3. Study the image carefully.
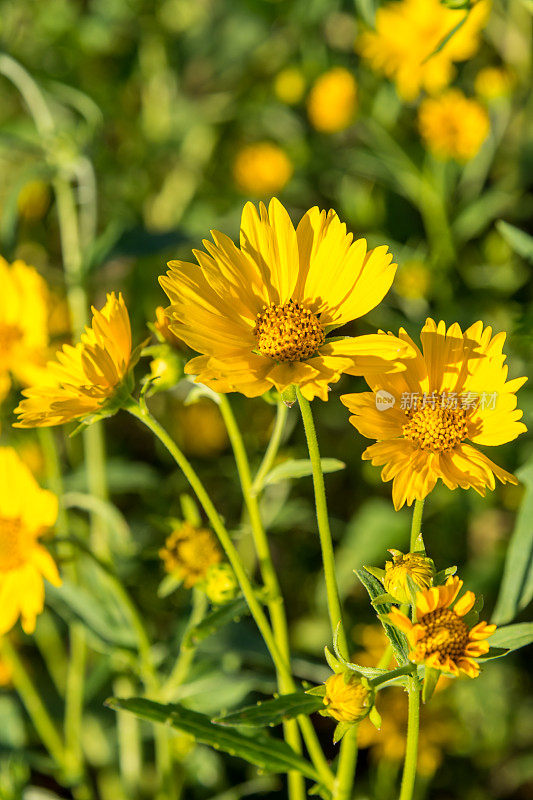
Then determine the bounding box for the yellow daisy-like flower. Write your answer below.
[159,198,409,401]
[0,447,60,635]
[322,671,374,723]
[159,522,222,588]
[233,143,293,196]
[0,256,51,402]
[14,292,133,428]
[357,0,490,101]
[383,549,435,604]
[307,67,357,133]
[418,90,490,162]
[388,577,496,677]
[341,318,527,510]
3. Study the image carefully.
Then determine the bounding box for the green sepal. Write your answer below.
[368,706,382,730]
[434,566,458,585]
[405,574,421,613]
[324,646,342,673]
[371,593,397,606]
[306,685,327,698]
[157,573,182,599]
[333,721,353,744]
[362,566,386,582]
[422,666,440,704]
[281,384,297,407]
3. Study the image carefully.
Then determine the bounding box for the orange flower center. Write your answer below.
[253,300,325,362]
[418,608,469,659]
[402,406,468,452]
[0,516,28,571]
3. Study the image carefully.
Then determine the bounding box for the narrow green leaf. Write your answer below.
[486,622,533,652]
[496,220,533,263]
[106,698,320,781]
[492,459,533,624]
[182,596,249,648]
[213,692,324,727]
[263,458,345,487]
[434,566,457,584]
[355,569,409,664]
[332,626,390,680]
[422,667,440,704]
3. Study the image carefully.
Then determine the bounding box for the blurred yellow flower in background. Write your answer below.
[389,576,496,677]
[0,647,12,686]
[475,66,514,100]
[204,563,239,604]
[341,318,527,509]
[274,67,306,105]
[0,257,51,401]
[159,521,222,588]
[357,0,490,101]
[160,198,408,401]
[0,447,60,635]
[307,67,357,132]
[394,260,431,300]
[233,142,293,195]
[15,292,133,428]
[174,399,228,458]
[17,180,51,222]
[418,90,490,161]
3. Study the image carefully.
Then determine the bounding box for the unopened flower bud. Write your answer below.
[204,563,239,604]
[383,549,435,604]
[322,672,374,724]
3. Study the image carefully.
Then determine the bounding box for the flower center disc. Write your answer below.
[403,406,468,452]
[419,608,469,658]
[253,300,325,362]
[0,516,28,571]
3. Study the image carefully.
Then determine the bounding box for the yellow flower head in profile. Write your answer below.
[474,66,514,101]
[322,671,374,723]
[159,521,222,588]
[307,67,357,133]
[418,90,490,161]
[383,549,435,604]
[0,257,51,402]
[14,292,133,428]
[160,198,409,402]
[341,318,527,510]
[357,0,490,101]
[0,447,60,635]
[389,577,496,677]
[233,143,293,196]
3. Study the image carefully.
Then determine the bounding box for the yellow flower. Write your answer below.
[357,0,490,101]
[17,180,51,221]
[160,198,409,402]
[418,90,490,161]
[204,563,239,604]
[341,318,527,510]
[388,577,496,677]
[233,143,293,196]
[395,260,431,300]
[0,447,60,635]
[474,66,514,101]
[173,399,229,458]
[307,67,357,133]
[159,522,222,588]
[383,549,435,603]
[0,257,51,402]
[14,292,133,428]
[322,671,374,723]
[274,67,306,105]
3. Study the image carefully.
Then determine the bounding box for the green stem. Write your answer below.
[0,637,65,768]
[64,624,86,779]
[0,53,54,135]
[333,726,359,800]
[251,399,288,495]
[161,588,208,700]
[370,664,416,688]
[410,499,425,552]
[296,389,347,656]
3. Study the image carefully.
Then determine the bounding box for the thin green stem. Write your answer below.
[370,664,416,688]
[64,624,86,779]
[296,389,347,656]
[333,726,359,800]
[0,637,65,768]
[0,53,54,135]
[161,589,208,700]
[410,499,425,553]
[251,399,288,495]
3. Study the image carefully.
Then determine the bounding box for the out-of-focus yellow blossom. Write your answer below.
[418,90,490,161]
[357,0,490,101]
[274,67,306,105]
[159,521,222,588]
[474,66,514,101]
[395,261,431,300]
[352,624,396,669]
[16,439,46,481]
[17,180,51,222]
[14,293,134,428]
[0,257,51,402]
[321,672,374,723]
[173,399,228,458]
[307,67,357,133]
[383,549,435,603]
[0,447,61,635]
[204,563,239,604]
[233,143,293,196]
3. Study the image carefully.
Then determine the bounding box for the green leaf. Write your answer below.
[492,459,533,624]
[213,692,324,727]
[157,573,182,599]
[496,221,533,263]
[332,721,353,744]
[461,593,484,628]
[262,458,345,487]
[422,667,440,704]
[331,627,390,680]
[355,569,409,665]
[106,698,320,782]
[486,622,533,652]
[434,566,457,584]
[182,596,249,648]
[405,575,420,610]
